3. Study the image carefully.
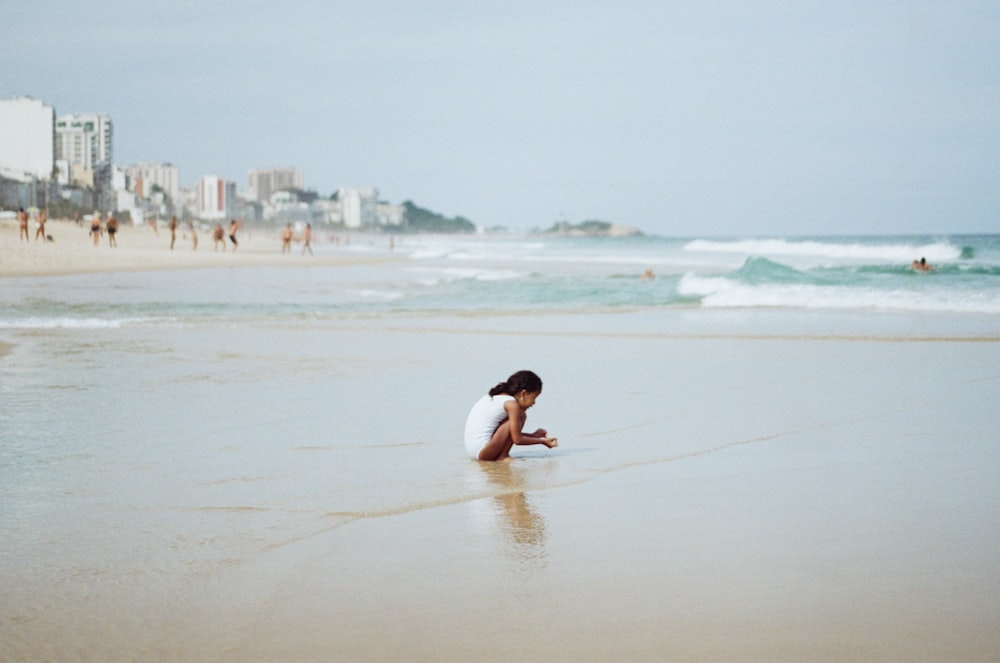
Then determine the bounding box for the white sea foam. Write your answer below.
[404,238,546,263]
[458,267,523,282]
[346,289,404,302]
[440,248,541,264]
[677,273,1000,314]
[407,247,452,260]
[683,238,962,264]
[0,317,149,329]
[409,266,524,283]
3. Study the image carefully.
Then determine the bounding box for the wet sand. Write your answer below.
[2,315,998,661]
[198,333,1000,662]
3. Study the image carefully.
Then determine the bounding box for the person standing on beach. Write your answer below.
[168,215,179,250]
[302,223,313,256]
[33,207,47,241]
[189,221,198,250]
[464,370,558,461]
[17,208,29,242]
[228,219,239,252]
[106,213,118,247]
[281,223,293,254]
[90,213,102,247]
[212,223,226,251]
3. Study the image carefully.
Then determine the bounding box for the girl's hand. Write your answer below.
[531,428,548,438]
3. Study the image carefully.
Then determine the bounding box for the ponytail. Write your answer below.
[488,370,542,397]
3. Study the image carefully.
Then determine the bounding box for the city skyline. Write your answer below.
[0,95,390,207]
[0,96,395,227]
[3,2,998,235]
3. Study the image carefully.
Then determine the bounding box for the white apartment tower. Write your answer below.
[198,175,236,220]
[338,187,378,228]
[56,112,113,171]
[126,162,180,203]
[0,97,56,180]
[249,167,303,203]
[56,112,114,209]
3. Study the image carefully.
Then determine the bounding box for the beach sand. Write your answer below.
[1,226,999,661]
[0,217,390,276]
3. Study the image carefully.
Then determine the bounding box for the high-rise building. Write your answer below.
[0,97,55,180]
[56,112,113,171]
[249,167,303,203]
[338,187,379,228]
[55,112,114,210]
[198,175,236,220]
[126,162,180,204]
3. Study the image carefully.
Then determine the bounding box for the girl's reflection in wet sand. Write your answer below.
[466,461,548,562]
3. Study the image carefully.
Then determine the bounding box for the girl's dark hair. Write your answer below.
[489,370,542,397]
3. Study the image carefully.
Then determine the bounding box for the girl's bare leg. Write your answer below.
[477,411,556,461]
[478,420,516,461]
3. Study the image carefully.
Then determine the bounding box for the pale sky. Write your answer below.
[3,1,998,235]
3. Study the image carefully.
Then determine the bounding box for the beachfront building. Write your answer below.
[111,166,145,224]
[338,187,379,228]
[126,162,180,206]
[264,190,311,225]
[248,167,303,204]
[0,97,56,180]
[54,159,72,185]
[177,186,199,221]
[56,113,113,171]
[197,175,237,221]
[310,198,341,225]
[376,201,405,227]
[55,112,114,210]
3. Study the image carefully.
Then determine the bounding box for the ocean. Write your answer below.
[2,234,999,325]
[2,233,999,658]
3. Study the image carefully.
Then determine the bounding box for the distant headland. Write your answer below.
[537,219,644,238]
[401,201,476,234]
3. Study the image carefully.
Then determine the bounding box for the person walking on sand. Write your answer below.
[302,223,313,256]
[212,222,226,251]
[17,208,29,242]
[228,219,239,252]
[34,207,47,242]
[281,223,293,254]
[106,213,118,247]
[464,370,558,462]
[90,213,102,247]
[169,215,179,250]
[189,221,198,250]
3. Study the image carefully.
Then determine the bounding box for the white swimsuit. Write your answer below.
[464,394,513,459]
